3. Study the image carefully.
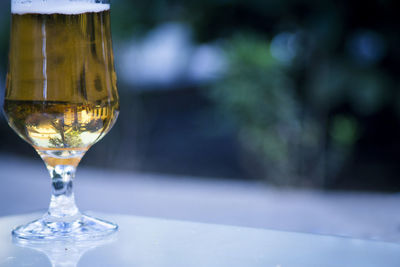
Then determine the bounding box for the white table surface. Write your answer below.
[0,213,399,267]
[1,155,400,243]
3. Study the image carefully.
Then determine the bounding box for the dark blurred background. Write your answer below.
[1,0,400,191]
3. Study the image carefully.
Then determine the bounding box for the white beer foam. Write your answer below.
[12,0,110,15]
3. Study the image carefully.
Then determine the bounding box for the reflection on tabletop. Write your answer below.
[12,233,117,267]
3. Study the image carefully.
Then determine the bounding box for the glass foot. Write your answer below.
[12,213,118,241]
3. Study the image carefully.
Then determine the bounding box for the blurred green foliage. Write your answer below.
[0,3,10,74]
[208,35,325,186]
[207,31,396,186]
[187,0,398,186]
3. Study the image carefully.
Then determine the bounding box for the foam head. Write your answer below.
[12,0,110,15]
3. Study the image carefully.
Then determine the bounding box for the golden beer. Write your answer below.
[4,7,119,167]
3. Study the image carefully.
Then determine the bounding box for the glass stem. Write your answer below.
[46,165,80,221]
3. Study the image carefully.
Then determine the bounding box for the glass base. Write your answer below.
[12,213,118,241]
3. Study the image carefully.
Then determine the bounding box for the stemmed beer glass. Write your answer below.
[3,0,119,240]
